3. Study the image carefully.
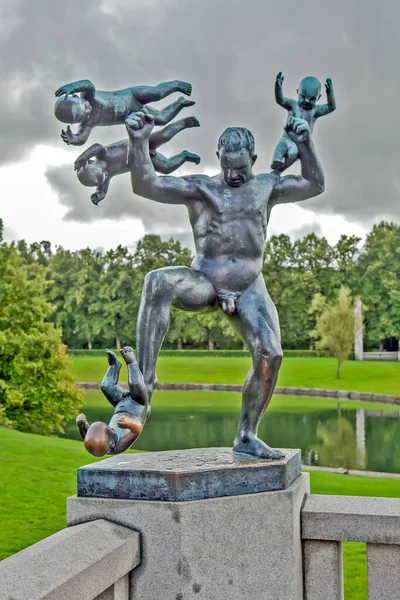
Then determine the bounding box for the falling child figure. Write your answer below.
[76,346,148,457]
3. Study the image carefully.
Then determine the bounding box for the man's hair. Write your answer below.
[217,127,255,156]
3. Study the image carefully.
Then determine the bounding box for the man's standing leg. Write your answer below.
[136,266,217,408]
[229,275,285,459]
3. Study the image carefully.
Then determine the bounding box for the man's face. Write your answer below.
[218,148,255,187]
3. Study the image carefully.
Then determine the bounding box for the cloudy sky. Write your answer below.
[0,0,399,251]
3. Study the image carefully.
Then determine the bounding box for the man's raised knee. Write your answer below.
[144,269,170,298]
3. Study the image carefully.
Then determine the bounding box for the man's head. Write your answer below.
[54,94,92,124]
[297,77,321,110]
[77,160,108,187]
[217,127,257,187]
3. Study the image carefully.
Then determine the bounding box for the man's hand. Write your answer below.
[74,155,87,172]
[285,117,310,144]
[125,108,155,140]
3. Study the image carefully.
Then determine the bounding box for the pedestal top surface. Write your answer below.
[78,447,301,501]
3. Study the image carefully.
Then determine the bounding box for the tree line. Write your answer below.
[1,220,399,352]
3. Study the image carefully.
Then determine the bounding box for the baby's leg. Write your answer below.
[149,117,200,151]
[282,143,299,171]
[100,350,125,407]
[152,151,200,175]
[120,346,148,407]
[271,136,292,171]
[147,98,195,127]
[132,80,192,103]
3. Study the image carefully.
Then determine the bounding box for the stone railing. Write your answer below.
[0,519,140,600]
[302,494,400,599]
[363,351,399,361]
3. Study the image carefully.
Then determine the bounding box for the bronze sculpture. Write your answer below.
[54,78,194,146]
[54,75,331,459]
[74,117,200,205]
[271,72,336,171]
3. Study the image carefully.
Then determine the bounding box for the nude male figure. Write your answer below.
[125,109,325,459]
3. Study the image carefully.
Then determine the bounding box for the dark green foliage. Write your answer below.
[0,243,82,433]
[3,223,399,352]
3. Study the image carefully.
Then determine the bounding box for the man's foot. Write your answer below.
[120,345,135,364]
[271,160,285,171]
[184,116,200,128]
[176,81,192,96]
[117,415,143,437]
[106,349,122,369]
[183,151,201,165]
[233,431,285,460]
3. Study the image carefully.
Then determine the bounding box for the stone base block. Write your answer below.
[77,447,301,501]
[68,473,310,600]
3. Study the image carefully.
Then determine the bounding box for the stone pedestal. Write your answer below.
[68,448,309,600]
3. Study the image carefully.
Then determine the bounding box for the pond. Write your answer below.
[62,391,400,474]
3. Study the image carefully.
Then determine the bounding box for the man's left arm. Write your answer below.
[269,117,325,205]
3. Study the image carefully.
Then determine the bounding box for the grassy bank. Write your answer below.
[1,427,400,599]
[70,355,400,396]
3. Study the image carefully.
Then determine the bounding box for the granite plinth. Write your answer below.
[77,447,301,501]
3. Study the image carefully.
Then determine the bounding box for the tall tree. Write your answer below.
[359,222,400,347]
[0,243,82,433]
[311,286,355,378]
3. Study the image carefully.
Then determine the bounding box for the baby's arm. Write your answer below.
[61,124,93,146]
[55,80,95,99]
[275,72,295,110]
[74,143,107,172]
[315,78,336,118]
[91,179,110,206]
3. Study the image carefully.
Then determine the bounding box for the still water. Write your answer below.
[63,392,400,474]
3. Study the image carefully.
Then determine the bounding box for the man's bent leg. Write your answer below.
[228,275,284,459]
[136,266,217,405]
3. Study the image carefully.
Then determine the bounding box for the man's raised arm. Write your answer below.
[126,111,204,205]
[270,117,325,205]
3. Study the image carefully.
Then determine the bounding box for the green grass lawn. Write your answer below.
[2,427,400,599]
[70,355,400,396]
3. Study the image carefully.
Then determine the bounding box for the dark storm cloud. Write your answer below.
[2,0,400,231]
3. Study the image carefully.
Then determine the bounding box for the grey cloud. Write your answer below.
[289,222,324,240]
[2,0,400,230]
[2,225,18,242]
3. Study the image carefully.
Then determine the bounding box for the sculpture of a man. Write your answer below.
[123,111,324,460]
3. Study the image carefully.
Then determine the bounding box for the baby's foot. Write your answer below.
[177,81,192,96]
[76,413,89,440]
[271,160,285,172]
[117,415,143,437]
[184,116,200,128]
[120,345,135,365]
[106,349,122,369]
[179,98,195,108]
[183,151,201,165]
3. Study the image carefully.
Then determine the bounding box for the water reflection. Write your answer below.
[62,399,400,474]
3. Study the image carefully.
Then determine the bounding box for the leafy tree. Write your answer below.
[311,286,355,378]
[0,243,82,433]
[359,222,400,347]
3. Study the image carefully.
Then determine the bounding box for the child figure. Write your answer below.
[54,78,194,146]
[271,72,336,172]
[74,116,201,205]
[76,347,148,457]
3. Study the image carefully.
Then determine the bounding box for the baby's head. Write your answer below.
[84,422,117,457]
[54,94,92,124]
[77,160,108,187]
[297,77,321,110]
